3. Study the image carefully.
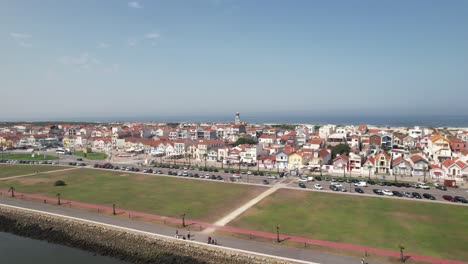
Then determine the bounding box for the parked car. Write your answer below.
[454,196,468,203]
[77,158,83,161]
[382,189,393,196]
[354,181,367,187]
[392,191,403,197]
[368,180,376,185]
[313,184,323,190]
[297,177,308,182]
[315,176,322,181]
[267,175,278,179]
[423,193,436,200]
[355,187,364,194]
[262,179,269,185]
[373,189,383,195]
[298,182,306,188]
[329,185,339,191]
[402,191,413,198]
[412,192,422,199]
[435,185,447,191]
[417,183,430,190]
[216,175,223,180]
[442,195,454,202]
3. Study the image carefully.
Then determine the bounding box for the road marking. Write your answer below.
[0,203,318,264]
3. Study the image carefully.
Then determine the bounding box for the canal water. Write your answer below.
[0,232,129,263]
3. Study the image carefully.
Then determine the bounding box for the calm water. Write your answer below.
[0,232,129,264]
[16,114,468,127]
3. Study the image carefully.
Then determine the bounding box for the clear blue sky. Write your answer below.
[1,0,468,121]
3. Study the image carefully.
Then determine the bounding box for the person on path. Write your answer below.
[175,229,179,238]
[187,231,191,240]
[208,236,211,244]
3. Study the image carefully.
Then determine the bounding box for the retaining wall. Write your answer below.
[0,205,296,264]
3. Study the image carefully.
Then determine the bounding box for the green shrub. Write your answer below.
[54,180,66,186]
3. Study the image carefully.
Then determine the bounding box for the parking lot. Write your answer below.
[287,176,468,203]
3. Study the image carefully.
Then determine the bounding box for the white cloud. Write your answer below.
[58,53,100,68]
[144,32,160,39]
[10,32,32,39]
[128,1,142,9]
[98,42,109,48]
[127,38,138,46]
[10,32,32,47]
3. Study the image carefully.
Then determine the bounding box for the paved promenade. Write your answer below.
[1,191,465,264]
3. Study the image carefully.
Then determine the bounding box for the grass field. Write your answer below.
[0,168,266,222]
[1,153,58,160]
[73,151,108,160]
[0,165,67,178]
[229,189,468,261]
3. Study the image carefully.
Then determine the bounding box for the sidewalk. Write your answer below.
[1,190,465,264]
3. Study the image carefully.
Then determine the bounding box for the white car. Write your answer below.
[331,182,343,188]
[354,181,367,187]
[267,175,277,179]
[307,176,315,182]
[298,178,308,182]
[247,171,252,175]
[382,189,393,196]
[314,184,323,190]
[417,184,430,190]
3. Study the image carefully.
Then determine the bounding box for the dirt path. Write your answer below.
[0,167,79,181]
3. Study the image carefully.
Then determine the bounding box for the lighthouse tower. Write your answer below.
[234,112,241,125]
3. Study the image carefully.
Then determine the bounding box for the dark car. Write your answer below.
[377,182,385,186]
[392,191,403,197]
[454,196,468,203]
[259,172,264,176]
[77,158,83,161]
[442,195,454,202]
[423,193,436,200]
[262,179,269,185]
[373,189,383,195]
[224,170,229,173]
[194,173,199,178]
[394,182,403,187]
[315,176,322,181]
[436,185,447,191]
[412,192,422,199]
[368,180,376,185]
[355,188,364,194]
[298,182,306,188]
[216,175,223,180]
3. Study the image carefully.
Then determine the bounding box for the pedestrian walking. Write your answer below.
[208,236,212,244]
[187,231,191,240]
[175,229,179,238]
[183,236,186,240]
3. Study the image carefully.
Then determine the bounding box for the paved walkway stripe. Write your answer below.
[0,167,79,181]
[0,202,316,264]
[1,190,465,264]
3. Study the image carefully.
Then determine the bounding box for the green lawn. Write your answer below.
[229,189,468,261]
[73,151,108,160]
[0,168,266,222]
[0,165,67,178]
[1,153,58,160]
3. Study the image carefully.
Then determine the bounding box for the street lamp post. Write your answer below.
[276,225,280,243]
[181,213,186,227]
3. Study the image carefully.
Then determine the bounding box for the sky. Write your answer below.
[1,0,468,121]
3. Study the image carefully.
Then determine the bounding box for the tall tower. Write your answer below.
[234,112,241,125]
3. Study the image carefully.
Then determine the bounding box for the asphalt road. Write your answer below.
[0,197,365,264]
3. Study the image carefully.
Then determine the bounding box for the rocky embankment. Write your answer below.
[0,205,295,264]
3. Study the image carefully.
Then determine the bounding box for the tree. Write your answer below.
[203,153,208,168]
[319,159,323,177]
[233,137,257,146]
[257,155,261,172]
[331,144,350,158]
[366,164,373,180]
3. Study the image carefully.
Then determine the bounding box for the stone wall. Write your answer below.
[0,205,296,264]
